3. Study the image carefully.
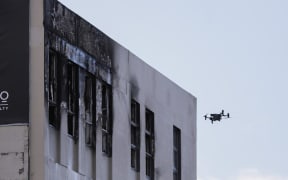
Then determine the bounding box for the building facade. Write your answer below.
[0,0,196,180]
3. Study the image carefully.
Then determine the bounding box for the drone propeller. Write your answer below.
[227,113,230,118]
[204,114,207,120]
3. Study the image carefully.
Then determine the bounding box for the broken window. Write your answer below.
[131,99,140,171]
[67,62,79,139]
[102,83,113,156]
[84,74,96,147]
[173,126,181,180]
[48,50,60,128]
[146,108,155,180]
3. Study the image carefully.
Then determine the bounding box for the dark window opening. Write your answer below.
[131,100,140,171]
[146,109,155,180]
[67,62,79,139]
[102,83,113,156]
[48,50,60,128]
[173,126,181,180]
[84,74,96,148]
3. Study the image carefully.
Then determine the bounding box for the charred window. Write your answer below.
[67,62,79,139]
[131,99,140,171]
[146,109,155,180]
[84,74,96,147]
[173,126,181,180]
[48,50,60,128]
[102,83,113,156]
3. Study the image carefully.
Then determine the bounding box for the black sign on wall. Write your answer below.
[0,0,29,124]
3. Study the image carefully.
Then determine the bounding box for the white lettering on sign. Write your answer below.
[0,91,9,111]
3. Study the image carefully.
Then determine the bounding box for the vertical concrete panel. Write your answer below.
[78,70,85,175]
[111,85,131,180]
[48,127,60,162]
[60,111,69,167]
[112,48,134,180]
[47,158,56,180]
[56,163,68,180]
[68,169,79,180]
[30,0,45,179]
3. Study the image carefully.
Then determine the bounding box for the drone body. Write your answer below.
[204,110,230,124]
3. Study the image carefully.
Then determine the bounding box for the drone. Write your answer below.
[204,110,230,124]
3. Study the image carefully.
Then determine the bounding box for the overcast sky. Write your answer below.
[59,0,288,179]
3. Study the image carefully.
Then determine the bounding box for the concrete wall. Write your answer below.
[30,0,46,179]
[0,125,29,180]
[44,39,197,180]
[112,43,197,180]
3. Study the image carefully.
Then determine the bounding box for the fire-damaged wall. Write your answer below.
[44,0,112,69]
[44,0,114,179]
[42,1,196,180]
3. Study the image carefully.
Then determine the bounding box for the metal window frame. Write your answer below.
[48,49,60,129]
[173,126,181,180]
[67,62,79,140]
[131,99,140,171]
[84,73,96,148]
[101,83,113,157]
[145,108,155,180]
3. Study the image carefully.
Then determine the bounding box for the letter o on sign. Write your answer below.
[0,91,9,101]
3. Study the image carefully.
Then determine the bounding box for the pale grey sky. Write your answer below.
[59,0,288,179]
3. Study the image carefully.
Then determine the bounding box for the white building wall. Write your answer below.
[44,40,196,180]
[111,41,197,180]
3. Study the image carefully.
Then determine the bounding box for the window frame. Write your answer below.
[145,108,155,180]
[67,62,79,140]
[131,99,140,171]
[173,126,181,180]
[84,73,96,148]
[101,82,113,157]
[48,49,60,129]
